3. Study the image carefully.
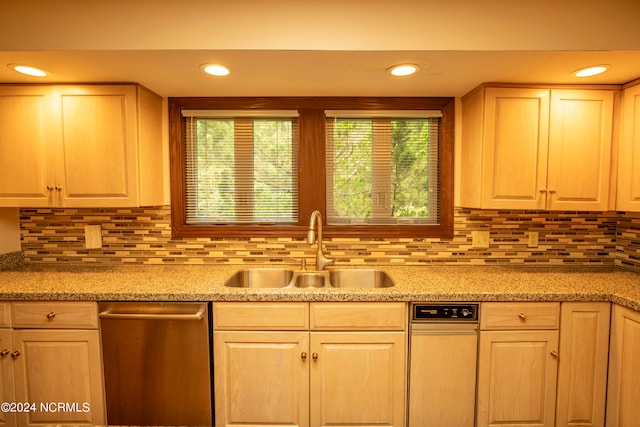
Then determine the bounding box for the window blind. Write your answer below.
[184,112,298,225]
[326,113,440,225]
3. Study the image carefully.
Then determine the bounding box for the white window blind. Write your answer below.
[183,111,298,224]
[325,111,441,225]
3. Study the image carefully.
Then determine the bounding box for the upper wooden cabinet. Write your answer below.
[616,80,640,211]
[0,84,163,208]
[461,85,616,210]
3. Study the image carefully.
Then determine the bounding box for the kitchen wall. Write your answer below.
[17,206,635,270]
[0,208,20,254]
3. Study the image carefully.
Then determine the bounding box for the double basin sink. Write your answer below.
[224,268,394,289]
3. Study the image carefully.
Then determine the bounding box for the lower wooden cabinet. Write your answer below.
[477,302,560,427]
[477,329,559,427]
[309,332,405,427]
[0,328,15,427]
[477,302,611,427]
[213,302,406,427]
[11,329,105,426]
[214,331,310,427]
[606,304,640,427]
[0,302,106,426]
[556,302,610,427]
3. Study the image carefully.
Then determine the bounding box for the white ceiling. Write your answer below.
[1,0,640,97]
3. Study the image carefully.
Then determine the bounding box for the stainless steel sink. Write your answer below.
[223,268,294,288]
[224,268,394,288]
[328,269,395,288]
[294,272,326,288]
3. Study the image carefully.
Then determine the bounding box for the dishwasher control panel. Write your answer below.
[411,303,478,322]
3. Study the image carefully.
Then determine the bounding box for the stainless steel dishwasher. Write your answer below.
[408,302,479,427]
[99,302,213,426]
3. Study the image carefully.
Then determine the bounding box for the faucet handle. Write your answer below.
[289,257,307,271]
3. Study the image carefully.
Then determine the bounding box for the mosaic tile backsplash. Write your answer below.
[18,206,640,271]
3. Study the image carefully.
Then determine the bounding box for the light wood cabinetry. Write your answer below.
[477,302,560,427]
[606,304,640,427]
[213,302,406,427]
[461,85,616,210]
[616,79,640,211]
[556,302,610,427]
[0,302,15,427]
[214,330,310,427]
[0,301,106,426]
[0,84,163,208]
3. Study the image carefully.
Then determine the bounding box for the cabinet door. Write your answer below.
[214,331,309,427]
[556,302,610,427]
[0,329,16,427]
[477,330,559,427]
[481,88,550,209]
[606,304,640,427]
[547,89,614,210]
[52,85,138,207]
[0,86,56,207]
[11,329,105,426]
[616,82,640,211]
[310,332,405,427]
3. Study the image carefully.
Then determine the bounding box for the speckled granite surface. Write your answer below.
[0,251,23,270]
[1,264,640,311]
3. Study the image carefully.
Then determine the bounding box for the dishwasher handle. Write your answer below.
[99,304,206,321]
[410,322,478,335]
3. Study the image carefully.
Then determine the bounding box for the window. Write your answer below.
[326,111,441,226]
[169,97,454,238]
[182,110,298,224]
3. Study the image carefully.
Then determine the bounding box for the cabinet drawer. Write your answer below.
[213,302,309,330]
[310,302,406,331]
[0,302,10,327]
[480,302,559,330]
[12,301,98,329]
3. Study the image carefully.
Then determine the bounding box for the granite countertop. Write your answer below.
[1,264,640,311]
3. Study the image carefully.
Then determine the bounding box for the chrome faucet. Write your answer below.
[307,210,335,271]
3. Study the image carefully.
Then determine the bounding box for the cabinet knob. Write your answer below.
[46,312,56,320]
[549,188,557,194]
[312,352,318,361]
[539,189,547,193]
[55,185,62,191]
[550,350,558,358]
[47,185,54,191]
[301,352,307,361]
[11,350,20,359]
[0,349,9,357]
[518,313,527,321]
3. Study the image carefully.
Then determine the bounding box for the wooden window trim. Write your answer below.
[169,97,454,239]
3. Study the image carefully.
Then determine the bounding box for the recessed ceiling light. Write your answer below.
[201,64,231,77]
[388,64,419,77]
[573,65,609,77]
[8,64,49,77]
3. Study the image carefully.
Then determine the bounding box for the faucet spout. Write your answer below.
[307,210,335,271]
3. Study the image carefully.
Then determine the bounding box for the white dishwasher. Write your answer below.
[408,302,479,427]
